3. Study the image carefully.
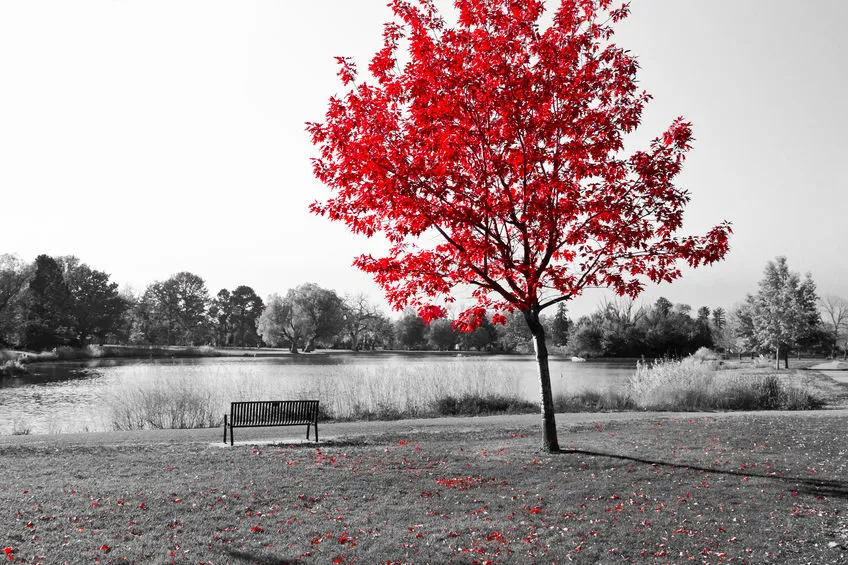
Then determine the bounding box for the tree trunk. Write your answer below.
[524,308,560,452]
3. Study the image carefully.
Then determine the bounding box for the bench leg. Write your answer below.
[314,421,318,443]
[306,424,310,441]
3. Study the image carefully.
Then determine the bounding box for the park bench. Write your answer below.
[223,400,319,445]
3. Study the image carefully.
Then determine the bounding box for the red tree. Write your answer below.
[308,0,731,451]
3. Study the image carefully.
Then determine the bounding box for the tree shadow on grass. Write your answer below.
[559,448,848,500]
[223,548,294,565]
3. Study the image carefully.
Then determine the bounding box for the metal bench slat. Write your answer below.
[225,400,319,445]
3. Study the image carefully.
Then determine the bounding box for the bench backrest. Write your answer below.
[230,400,319,426]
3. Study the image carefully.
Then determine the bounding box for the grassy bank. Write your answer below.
[4,350,840,435]
[107,363,534,430]
[104,358,832,432]
[554,352,829,413]
[1,413,846,563]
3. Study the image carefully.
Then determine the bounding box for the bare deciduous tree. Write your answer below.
[819,295,848,358]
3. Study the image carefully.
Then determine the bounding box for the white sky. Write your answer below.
[1,0,846,319]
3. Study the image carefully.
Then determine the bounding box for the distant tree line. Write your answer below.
[0,252,572,353]
[0,253,843,364]
[0,254,270,350]
[566,297,714,358]
[566,257,837,367]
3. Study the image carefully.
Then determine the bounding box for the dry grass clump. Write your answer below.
[434,393,537,416]
[0,359,28,377]
[106,360,529,430]
[553,389,634,412]
[628,355,823,411]
[111,382,222,431]
[90,352,830,432]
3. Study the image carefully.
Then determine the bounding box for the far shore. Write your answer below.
[8,343,848,367]
[1,345,538,366]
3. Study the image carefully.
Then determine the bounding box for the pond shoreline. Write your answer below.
[3,351,846,437]
[1,354,641,435]
[3,345,547,366]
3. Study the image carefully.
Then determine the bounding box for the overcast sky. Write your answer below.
[1,0,846,319]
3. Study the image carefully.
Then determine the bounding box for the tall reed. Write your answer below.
[106,359,528,429]
[627,356,822,411]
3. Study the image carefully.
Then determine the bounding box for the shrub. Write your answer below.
[346,402,406,421]
[111,382,222,431]
[628,356,824,411]
[553,389,634,412]
[753,355,772,368]
[0,360,28,377]
[629,356,715,409]
[754,375,783,409]
[11,421,31,435]
[84,344,106,358]
[692,347,720,362]
[433,393,537,417]
[781,386,825,410]
[53,346,81,360]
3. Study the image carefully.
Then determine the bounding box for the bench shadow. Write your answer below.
[559,448,848,500]
[269,435,402,449]
[222,548,294,565]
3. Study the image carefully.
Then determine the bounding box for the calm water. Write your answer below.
[0,353,636,435]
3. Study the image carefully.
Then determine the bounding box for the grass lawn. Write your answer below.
[1,412,847,564]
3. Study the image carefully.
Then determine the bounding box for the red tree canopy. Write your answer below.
[308,0,731,331]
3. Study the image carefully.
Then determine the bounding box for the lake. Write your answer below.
[0,353,637,435]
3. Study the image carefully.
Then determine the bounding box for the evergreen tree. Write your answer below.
[228,286,264,347]
[22,255,75,350]
[0,254,32,346]
[427,318,457,351]
[550,303,571,347]
[695,306,713,349]
[65,264,127,345]
[710,307,728,352]
[746,257,819,368]
[395,309,427,350]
